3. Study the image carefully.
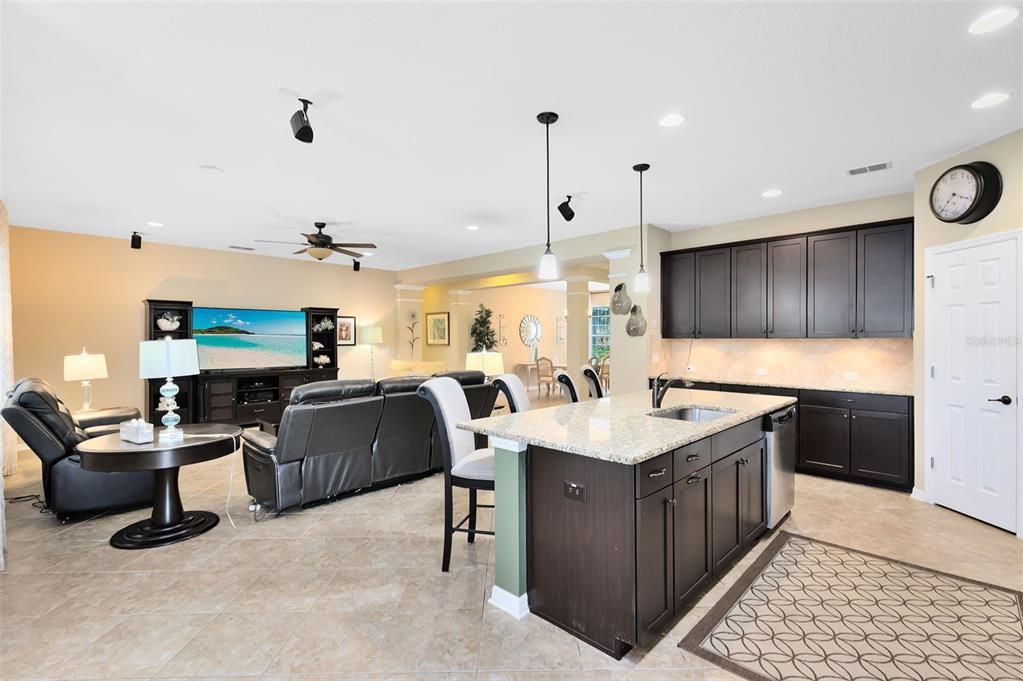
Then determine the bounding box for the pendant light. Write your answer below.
[633,163,651,293]
[537,111,560,280]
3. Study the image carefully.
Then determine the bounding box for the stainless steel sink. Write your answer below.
[652,407,733,422]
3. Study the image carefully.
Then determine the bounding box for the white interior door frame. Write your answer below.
[924,229,1023,539]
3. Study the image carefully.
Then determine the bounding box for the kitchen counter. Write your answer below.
[650,375,913,396]
[459,388,796,465]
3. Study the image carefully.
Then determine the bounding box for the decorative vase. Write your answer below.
[626,305,647,337]
[156,318,180,331]
[611,283,632,315]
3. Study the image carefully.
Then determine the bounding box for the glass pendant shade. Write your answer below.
[634,267,651,293]
[538,246,559,280]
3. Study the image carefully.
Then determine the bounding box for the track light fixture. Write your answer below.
[290,98,314,143]
[557,195,575,222]
[130,232,142,250]
[353,259,361,272]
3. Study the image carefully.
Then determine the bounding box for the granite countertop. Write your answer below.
[458,389,796,466]
[652,375,913,397]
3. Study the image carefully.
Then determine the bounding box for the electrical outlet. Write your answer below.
[755,367,768,376]
[563,481,586,502]
[843,371,859,381]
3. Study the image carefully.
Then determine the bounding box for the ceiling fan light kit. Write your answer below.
[537,111,560,281]
[254,221,377,266]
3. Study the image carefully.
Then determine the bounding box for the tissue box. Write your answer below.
[119,420,154,444]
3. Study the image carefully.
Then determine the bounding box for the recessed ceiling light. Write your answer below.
[146,221,163,228]
[198,164,224,174]
[971,92,1010,109]
[466,224,480,231]
[762,188,783,198]
[969,8,1020,34]
[659,113,686,127]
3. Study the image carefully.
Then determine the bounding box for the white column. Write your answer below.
[448,289,472,371]
[565,276,590,393]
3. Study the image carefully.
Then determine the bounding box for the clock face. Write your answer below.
[930,166,979,222]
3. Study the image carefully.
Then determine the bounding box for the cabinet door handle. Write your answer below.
[252,408,265,414]
[685,454,701,462]
[843,413,849,418]
[852,415,857,419]
[666,498,677,506]
[648,468,668,478]
[988,395,1013,405]
[686,475,702,485]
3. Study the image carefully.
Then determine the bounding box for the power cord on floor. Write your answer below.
[6,493,50,513]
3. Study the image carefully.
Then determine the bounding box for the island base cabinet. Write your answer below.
[711,442,766,576]
[673,472,712,609]
[636,488,675,645]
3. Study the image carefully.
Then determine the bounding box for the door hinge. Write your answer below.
[926,274,935,288]
[930,366,935,378]
[930,456,935,470]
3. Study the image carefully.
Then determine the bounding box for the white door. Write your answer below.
[926,234,1019,532]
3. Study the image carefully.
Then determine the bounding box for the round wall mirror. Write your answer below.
[519,314,542,347]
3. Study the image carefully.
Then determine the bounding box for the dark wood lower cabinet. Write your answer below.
[636,487,675,641]
[673,472,712,608]
[850,409,910,485]
[798,404,850,473]
[739,442,767,546]
[710,450,742,574]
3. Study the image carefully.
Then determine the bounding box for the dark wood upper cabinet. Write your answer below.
[731,243,767,338]
[661,252,695,339]
[766,237,807,338]
[857,223,913,338]
[673,473,712,608]
[807,232,857,338]
[636,487,676,643]
[850,409,910,486]
[799,404,850,474]
[695,248,731,338]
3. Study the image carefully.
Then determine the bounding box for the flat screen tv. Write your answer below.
[192,307,307,371]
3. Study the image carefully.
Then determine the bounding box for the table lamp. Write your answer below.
[139,338,200,442]
[361,325,384,379]
[63,347,108,411]
[465,351,505,379]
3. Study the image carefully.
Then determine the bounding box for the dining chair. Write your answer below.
[581,365,604,398]
[536,357,555,397]
[554,369,580,403]
[493,373,531,413]
[417,377,495,572]
[598,355,611,391]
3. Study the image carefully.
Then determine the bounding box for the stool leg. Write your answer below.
[468,488,477,544]
[442,478,453,572]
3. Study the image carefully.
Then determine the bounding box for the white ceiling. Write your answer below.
[3,1,1021,271]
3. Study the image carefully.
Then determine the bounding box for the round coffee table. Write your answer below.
[76,423,243,549]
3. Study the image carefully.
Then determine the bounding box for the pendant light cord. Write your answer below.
[638,169,644,269]
[545,121,551,249]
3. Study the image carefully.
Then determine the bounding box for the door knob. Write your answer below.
[988,395,1013,405]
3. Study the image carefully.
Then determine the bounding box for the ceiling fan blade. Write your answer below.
[334,243,376,249]
[255,239,308,245]
[292,248,310,255]
[330,246,366,258]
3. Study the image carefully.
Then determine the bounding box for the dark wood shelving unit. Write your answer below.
[304,307,339,372]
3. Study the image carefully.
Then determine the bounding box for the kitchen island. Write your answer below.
[459,387,797,658]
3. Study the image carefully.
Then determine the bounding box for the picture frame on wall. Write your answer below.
[425,311,450,346]
[337,316,357,346]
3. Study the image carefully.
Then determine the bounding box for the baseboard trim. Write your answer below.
[911,487,932,504]
[489,585,529,619]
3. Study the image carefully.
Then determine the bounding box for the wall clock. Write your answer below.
[519,314,542,347]
[929,161,1002,224]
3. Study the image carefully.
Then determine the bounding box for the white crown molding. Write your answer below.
[602,248,632,261]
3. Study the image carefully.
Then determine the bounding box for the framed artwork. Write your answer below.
[425,312,450,346]
[337,316,357,346]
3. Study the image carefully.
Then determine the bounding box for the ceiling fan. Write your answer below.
[255,222,377,261]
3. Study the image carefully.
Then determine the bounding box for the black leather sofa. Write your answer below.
[241,371,498,513]
[1,378,155,517]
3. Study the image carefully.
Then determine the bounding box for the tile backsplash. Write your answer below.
[650,337,913,394]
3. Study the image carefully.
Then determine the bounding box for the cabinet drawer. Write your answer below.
[636,451,673,498]
[236,402,282,424]
[674,440,711,481]
[711,420,763,462]
[800,389,908,414]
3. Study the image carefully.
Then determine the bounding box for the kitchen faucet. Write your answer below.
[652,372,694,408]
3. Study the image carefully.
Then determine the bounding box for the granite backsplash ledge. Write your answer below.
[650,337,913,394]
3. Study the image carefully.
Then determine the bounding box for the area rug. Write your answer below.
[680,531,1023,681]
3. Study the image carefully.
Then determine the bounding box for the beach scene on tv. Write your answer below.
[192,307,307,370]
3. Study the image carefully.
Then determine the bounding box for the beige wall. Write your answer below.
[9,227,399,410]
[912,128,1023,491]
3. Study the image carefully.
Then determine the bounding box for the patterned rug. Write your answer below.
[680,532,1023,681]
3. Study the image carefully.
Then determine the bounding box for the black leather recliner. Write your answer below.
[241,379,384,512]
[372,376,436,483]
[1,378,155,517]
[432,370,498,467]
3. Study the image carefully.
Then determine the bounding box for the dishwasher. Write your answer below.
[763,406,797,529]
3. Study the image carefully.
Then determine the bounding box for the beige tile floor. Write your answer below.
[2,446,1022,681]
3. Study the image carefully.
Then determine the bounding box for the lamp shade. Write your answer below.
[139,338,200,379]
[465,351,505,376]
[361,326,383,344]
[63,349,108,381]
